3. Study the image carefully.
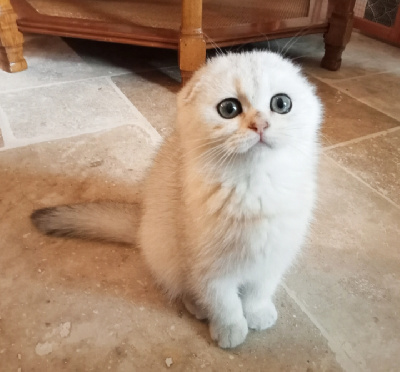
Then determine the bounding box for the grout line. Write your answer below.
[105,76,162,144]
[0,73,127,94]
[323,154,400,210]
[0,66,177,95]
[323,126,400,151]
[0,105,17,147]
[282,283,365,372]
[309,73,400,123]
[0,126,135,152]
[331,85,400,123]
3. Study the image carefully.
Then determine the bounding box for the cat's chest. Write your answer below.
[216,168,301,219]
[187,153,314,221]
[234,171,276,213]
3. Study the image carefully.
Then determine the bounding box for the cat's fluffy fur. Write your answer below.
[31,51,322,348]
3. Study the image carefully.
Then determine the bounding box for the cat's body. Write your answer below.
[32,51,322,348]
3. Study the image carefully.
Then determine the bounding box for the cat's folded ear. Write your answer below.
[178,71,203,106]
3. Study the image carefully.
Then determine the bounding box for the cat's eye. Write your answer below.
[217,98,242,119]
[270,94,292,114]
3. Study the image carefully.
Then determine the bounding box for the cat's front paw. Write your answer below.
[245,301,278,330]
[209,317,248,348]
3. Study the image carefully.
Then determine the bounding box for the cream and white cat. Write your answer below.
[31,51,322,348]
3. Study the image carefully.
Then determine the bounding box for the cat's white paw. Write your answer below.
[245,301,278,330]
[210,317,248,348]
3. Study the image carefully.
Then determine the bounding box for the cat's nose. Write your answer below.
[248,121,269,134]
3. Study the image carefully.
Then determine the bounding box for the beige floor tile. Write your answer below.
[261,33,400,82]
[112,69,180,138]
[0,35,133,92]
[330,71,400,120]
[0,125,157,187]
[285,156,400,371]
[325,130,400,206]
[311,78,400,146]
[0,132,341,371]
[0,78,154,145]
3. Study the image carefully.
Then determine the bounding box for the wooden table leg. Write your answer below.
[321,0,356,71]
[0,0,27,73]
[179,0,206,85]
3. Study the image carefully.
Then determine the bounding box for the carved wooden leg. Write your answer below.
[0,0,27,72]
[321,0,356,71]
[179,0,206,85]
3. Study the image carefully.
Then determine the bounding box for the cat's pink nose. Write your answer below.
[248,121,269,134]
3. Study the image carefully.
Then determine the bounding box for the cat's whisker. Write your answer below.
[280,36,297,57]
[319,133,332,145]
[234,42,253,53]
[186,136,223,143]
[184,138,226,156]
[184,137,228,156]
[196,154,226,174]
[198,145,233,175]
[289,53,314,62]
[281,26,312,58]
[199,148,230,172]
[191,143,227,163]
[272,39,282,55]
[216,148,235,171]
[253,32,273,53]
[191,150,230,180]
[203,33,225,57]
[171,143,226,178]
[224,149,240,177]
[185,136,226,148]
[222,148,236,173]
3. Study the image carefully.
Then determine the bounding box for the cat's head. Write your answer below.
[177,51,322,155]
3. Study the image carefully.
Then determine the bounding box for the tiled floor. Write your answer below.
[0,31,399,371]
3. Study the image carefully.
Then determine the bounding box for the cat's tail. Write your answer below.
[30,202,140,245]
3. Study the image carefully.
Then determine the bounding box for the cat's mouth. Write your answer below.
[225,133,274,153]
[256,139,274,149]
[234,134,274,153]
[246,129,273,149]
[255,134,274,149]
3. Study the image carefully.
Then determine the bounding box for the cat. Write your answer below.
[31,51,322,349]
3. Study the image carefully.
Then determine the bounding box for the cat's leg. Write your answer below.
[241,212,312,330]
[241,238,302,330]
[240,279,279,331]
[195,277,248,348]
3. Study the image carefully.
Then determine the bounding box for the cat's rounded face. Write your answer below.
[178,52,322,154]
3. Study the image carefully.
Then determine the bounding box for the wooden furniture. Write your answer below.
[0,0,26,72]
[354,0,400,46]
[1,0,356,82]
